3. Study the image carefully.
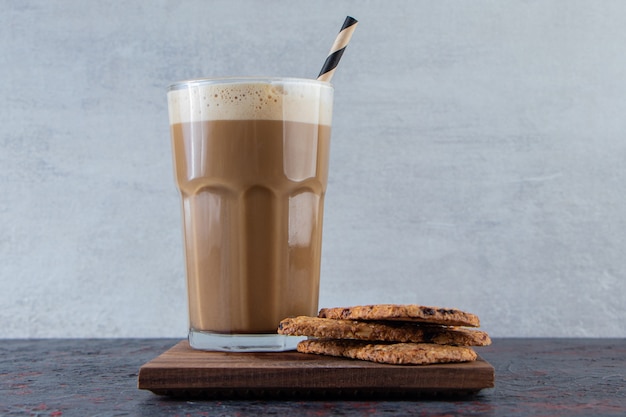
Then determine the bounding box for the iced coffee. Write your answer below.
[167,78,333,351]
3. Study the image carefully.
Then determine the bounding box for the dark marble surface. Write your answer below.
[1,338,625,416]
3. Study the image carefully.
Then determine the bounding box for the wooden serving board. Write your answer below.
[138,340,494,398]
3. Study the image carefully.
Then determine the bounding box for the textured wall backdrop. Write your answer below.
[1,0,625,338]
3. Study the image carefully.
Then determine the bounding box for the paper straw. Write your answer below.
[317,16,358,82]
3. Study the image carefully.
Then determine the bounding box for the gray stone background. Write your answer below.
[2,0,625,338]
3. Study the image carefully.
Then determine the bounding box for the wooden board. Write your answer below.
[138,340,494,398]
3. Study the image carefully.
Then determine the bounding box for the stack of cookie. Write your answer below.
[278,304,490,365]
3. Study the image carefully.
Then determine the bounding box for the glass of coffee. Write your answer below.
[167,78,333,351]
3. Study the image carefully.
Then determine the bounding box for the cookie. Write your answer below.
[318,304,480,327]
[278,316,491,346]
[297,339,478,365]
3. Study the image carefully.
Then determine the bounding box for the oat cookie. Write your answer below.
[318,304,480,327]
[278,316,490,346]
[297,339,478,365]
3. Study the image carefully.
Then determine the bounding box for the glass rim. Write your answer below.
[168,76,333,92]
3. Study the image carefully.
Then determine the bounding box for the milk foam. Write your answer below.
[168,78,333,125]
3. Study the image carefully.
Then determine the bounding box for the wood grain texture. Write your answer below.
[137,340,494,397]
[2,339,626,415]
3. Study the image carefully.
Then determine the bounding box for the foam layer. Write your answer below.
[168,78,333,125]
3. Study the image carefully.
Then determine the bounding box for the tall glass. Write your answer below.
[167,78,333,351]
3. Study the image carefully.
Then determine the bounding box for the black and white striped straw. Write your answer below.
[317,16,358,82]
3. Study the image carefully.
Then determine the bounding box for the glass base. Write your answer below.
[188,329,306,352]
